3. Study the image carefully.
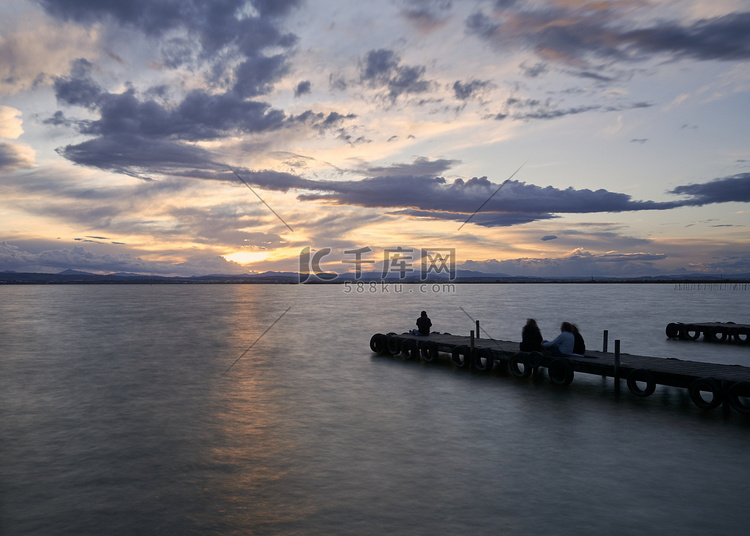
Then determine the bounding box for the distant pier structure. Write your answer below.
[666,322,750,345]
[674,282,750,291]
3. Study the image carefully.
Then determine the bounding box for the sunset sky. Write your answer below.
[1,0,749,277]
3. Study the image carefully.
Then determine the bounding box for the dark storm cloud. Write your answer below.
[360,49,433,99]
[57,83,287,141]
[56,134,220,179]
[0,142,33,172]
[38,0,301,57]
[255,164,746,229]
[296,173,679,224]
[52,62,355,178]
[623,13,750,62]
[465,6,750,72]
[53,58,102,109]
[43,1,325,182]
[669,173,750,205]
[233,54,290,98]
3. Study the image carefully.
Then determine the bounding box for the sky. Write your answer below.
[1,0,749,278]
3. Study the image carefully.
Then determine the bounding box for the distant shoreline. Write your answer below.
[1,272,749,286]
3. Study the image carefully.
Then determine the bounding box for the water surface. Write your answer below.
[1,284,748,535]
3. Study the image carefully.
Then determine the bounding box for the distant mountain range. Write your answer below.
[2,269,750,284]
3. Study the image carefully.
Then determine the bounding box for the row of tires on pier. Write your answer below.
[369,333,750,414]
[666,323,750,344]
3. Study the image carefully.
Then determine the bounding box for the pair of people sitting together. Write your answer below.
[521,319,585,357]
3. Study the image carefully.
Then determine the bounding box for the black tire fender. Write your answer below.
[508,353,533,378]
[626,369,656,397]
[419,340,439,363]
[451,345,472,369]
[473,348,494,372]
[688,377,723,410]
[386,335,401,355]
[400,338,418,360]
[665,323,680,339]
[709,327,728,343]
[683,325,701,340]
[369,333,389,355]
[728,381,750,414]
[733,328,750,345]
[548,358,574,386]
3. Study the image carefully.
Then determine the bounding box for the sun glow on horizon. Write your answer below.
[224,251,271,264]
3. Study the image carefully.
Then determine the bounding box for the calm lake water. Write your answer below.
[1,283,749,535]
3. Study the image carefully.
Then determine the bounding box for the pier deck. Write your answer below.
[369,331,750,414]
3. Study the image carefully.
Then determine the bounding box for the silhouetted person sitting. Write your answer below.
[520,318,543,352]
[543,322,575,356]
[416,310,432,335]
[571,324,585,356]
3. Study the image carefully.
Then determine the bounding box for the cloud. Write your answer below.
[388,208,558,227]
[296,171,681,225]
[494,97,652,122]
[540,235,557,241]
[0,106,23,138]
[294,80,311,97]
[290,165,749,228]
[51,60,355,178]
[399,0,454,33]
[56,134,222,180]
[0,13,102,97]
[37,0,302,57]
[669,173,750,205]
[55,75,288,141]
[1,168,292,249]
[0,142,35,172]
[465,5,750,78]
[359,49,433,99]
[622,13,750,62]
[453,79,493,100]
[0,242,250,275]
[461,249,669,278]
[39,0,343,183]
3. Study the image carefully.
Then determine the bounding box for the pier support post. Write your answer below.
[470,330,475,352]
[476,320,480,339]
[614,340,621,394]
[602,330,608,353]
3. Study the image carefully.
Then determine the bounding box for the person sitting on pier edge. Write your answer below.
[571,324,585,356]
[542,322,575,356]
[415,310,432,335]
[520,318,543,352]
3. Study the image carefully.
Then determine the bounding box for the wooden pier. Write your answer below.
[666,322,750,345]
[369,331,750,414]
